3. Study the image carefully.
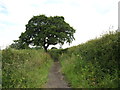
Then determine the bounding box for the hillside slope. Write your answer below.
[59,31,119,88]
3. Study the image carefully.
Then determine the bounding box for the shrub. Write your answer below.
[59,31,119,88]
[2,48,53,88]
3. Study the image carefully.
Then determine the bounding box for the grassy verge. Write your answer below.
[59,31,119,88]
[2,48,53,88]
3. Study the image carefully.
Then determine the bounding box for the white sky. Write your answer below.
[0,0,119,49]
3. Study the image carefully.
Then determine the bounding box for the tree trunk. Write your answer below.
[43,44,49,52]
[44,46,48,52]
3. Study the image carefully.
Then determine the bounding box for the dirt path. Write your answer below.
[45,61,70,88]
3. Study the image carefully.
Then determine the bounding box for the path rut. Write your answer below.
[45,61,70,88]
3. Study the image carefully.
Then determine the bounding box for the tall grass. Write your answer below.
[2,48,53,88]
[59,31,119,88]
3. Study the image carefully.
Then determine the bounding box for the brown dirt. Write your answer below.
[45,61,70,88]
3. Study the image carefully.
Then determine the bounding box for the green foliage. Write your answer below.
[51,47,58,49]
[2,48,53,88]
[9,40,29,49]
[18,15,75,51]
[59,31,119,88]
[48,48,68,61]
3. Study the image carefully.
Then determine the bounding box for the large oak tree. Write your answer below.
[18,15,75,51]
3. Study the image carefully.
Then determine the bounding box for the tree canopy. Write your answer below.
[17,15,75,51]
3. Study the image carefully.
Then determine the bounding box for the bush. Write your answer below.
[48,48,68,61]
[59,31,119,88]
[2,48,53,88]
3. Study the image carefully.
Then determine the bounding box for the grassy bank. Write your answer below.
[2,49,53,88]
[59,31,119,88]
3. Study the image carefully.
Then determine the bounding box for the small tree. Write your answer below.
[18,15,75,52]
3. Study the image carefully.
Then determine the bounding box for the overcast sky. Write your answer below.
[0,0,119,49]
